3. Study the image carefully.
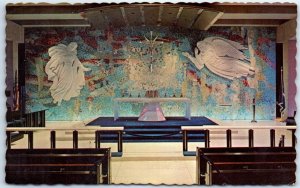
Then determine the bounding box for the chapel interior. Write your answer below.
[4,2,298,185]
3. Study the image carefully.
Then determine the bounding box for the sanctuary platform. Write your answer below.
[87,116,218,142]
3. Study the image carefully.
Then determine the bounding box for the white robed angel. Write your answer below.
[183,37,255,80]
[45,42,90,105]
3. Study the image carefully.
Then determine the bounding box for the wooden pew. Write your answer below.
[196,147,296,185]
[6,148,111,184]
[207,162,295,185]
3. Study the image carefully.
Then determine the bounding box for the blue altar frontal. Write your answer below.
[87,116,218,127]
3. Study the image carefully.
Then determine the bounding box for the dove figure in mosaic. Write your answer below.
[183,37,255,80]
[45,42,90,105]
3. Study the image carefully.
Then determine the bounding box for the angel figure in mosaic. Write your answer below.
[183,37,255,80]
[45,42,90,105]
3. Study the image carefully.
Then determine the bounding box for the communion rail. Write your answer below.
[6,127,124,157]
[181,125,296,156]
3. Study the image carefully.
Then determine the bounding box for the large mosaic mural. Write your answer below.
[24,26,276,120]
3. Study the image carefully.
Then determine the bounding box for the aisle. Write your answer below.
[111,142,196,185]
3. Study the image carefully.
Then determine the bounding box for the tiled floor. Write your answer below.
[10,119,295,185]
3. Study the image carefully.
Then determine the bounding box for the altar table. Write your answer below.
[113,97,191,121]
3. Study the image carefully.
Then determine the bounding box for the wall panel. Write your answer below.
[24,26,276,120]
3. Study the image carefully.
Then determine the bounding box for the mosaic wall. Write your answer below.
[24,26,276,120]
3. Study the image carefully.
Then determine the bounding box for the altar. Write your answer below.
[113,97,191,121]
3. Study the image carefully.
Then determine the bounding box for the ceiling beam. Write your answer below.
[157,6,163,26]
[7,3,296,15]
[220,13,296,20]
[174,7,183,25]
[6,4,102,14]
[13,19,90,27]
[7,3,297,29]
[177,7,200,28]
[120,7,129,27]
[140,6,145,26]
[188,9,203,28]
[6,14,84,20]
[196,4,297,14]
[193,11,223,30]
[214,19,287,26]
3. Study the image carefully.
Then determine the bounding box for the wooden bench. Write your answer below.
[6,148,111,184]
[196,147,296,185]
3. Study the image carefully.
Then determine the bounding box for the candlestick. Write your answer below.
[251,98,257,123]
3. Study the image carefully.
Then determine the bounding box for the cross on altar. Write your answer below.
[143,31,163,72]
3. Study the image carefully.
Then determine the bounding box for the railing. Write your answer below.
[181,125,296,155]
[6,127,124,157]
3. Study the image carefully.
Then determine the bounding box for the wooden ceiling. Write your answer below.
[83,4,224,30]
[6,3,297,29]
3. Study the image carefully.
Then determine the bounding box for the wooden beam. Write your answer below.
[193,10,223,30]
[13,19,90,26]
[7,4,297,15]
[6,4,103,14]
[6,14,84,20]
[140,6,145,26]
[197,4,297,14]
[214,19,287,26]
[120,7,129,26]
[177,7,200,28]
[189,9,203,28]
[174,7,183,25]
[7,3,297,29]
[157,5,163,26]
[205,12,223,30]
[220,13,296,20]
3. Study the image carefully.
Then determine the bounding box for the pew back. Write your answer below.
[196,147,296,185]
[6,148,111,184]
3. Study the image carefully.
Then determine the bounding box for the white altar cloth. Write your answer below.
[113,97,191,121]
